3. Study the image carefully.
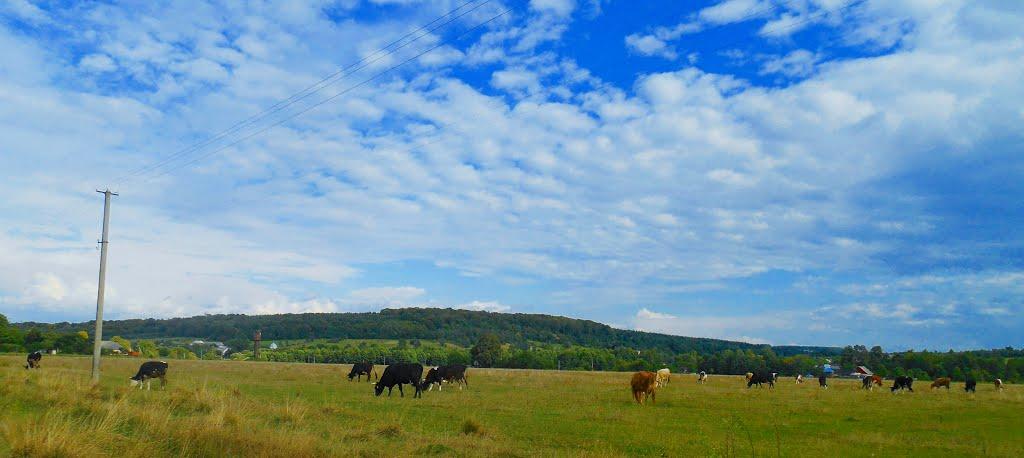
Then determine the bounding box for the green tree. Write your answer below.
[54,332,90,354]
[471,333,503,368]
[110,335,132,352]
[24,328,44,346]
[167,347,198,360]
[136,340,160,358]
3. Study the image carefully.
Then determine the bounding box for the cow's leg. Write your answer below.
[388,386,393,397]
[398,384,404,397]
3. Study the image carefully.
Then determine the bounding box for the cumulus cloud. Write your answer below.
[624,34,677,60]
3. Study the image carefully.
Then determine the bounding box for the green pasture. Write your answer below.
[1,355,1021,457]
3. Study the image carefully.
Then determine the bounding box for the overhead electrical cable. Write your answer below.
[112,0,494,185]
[140,6,513,182]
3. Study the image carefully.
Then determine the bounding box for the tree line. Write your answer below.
[16,308,773,356]
[5,311,1022,382]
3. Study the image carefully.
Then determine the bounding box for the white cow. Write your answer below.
[796,374,804,384]
[656,368,671,387]
[697,371,707,384]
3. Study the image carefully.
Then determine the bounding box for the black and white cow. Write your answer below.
[421,364,468,391]
[375,363,424,398]
[25,351,42,370]
[747,371,775,389]
[891,376,914,393]
[129,361,168,390]
[347,363,377,382]
[818,375,828,389]
[964,379,977,393]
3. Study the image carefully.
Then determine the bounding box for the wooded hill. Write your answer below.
[14,308,837,356]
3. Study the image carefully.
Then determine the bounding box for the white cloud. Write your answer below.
[79,54,118,73]
[624,34,677,60]
[455,300,512,313]
[530,0,577,18]
[699,0,768,25]
[632,308,789,344]
[760,49,823,78]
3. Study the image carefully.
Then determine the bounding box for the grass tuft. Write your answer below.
[461,418,485,436]
[377,424,402,438]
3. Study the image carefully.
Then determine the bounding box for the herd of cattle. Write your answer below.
[21,352,1008,402]
[630,368,1006,404]
[23,352,468,397]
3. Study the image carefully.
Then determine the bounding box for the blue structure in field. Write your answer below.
[822,364,835,376]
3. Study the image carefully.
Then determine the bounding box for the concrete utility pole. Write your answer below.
[91,189,117,383]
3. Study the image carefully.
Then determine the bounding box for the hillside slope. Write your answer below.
[16,308,824,355]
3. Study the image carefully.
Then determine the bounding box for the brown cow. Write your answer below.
[931,377,951,389]
[631,371,658,405]
[744,372,754,383]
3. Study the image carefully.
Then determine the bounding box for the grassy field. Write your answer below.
[1,355,1021,457]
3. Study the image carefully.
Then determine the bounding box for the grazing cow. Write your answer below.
[697,371,708,384]
[862,375,883,390]
[891,376,914,393]
[347,363,377,382]
[631,371,658,405]
[129,361,168,390]
[795,374,804,384]
[25,351,42,370]
[747,371,775,389]
[656,368,671,387]
[744,372,754,383]
[965,379,977,393]
[818,375,828,389]
[931,377,952,390]
[995,379,1004,391]
[375,363,424,398]
[422,364,468,391]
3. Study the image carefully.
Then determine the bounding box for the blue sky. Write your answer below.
[1,0,1022,350]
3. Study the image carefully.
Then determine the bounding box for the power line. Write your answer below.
[140,6,512,183]
[113,0,494,185]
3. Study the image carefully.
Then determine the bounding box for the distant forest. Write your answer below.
[8,308,1024,382]
[17,308,810,356]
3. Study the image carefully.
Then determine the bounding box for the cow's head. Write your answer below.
[374,383,384,396]
[129,378,141,387]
